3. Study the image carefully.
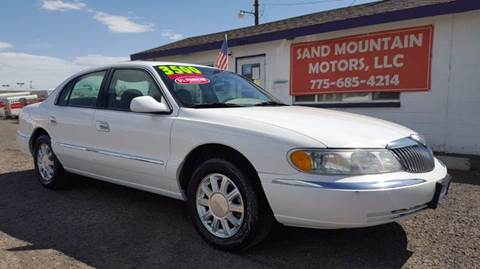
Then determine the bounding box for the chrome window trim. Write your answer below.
[56,142,164,165]
[271,178,427,190]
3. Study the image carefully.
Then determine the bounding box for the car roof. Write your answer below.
[81,61,216,73]
[57,61,219,91]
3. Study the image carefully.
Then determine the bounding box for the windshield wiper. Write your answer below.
[189,103,242,108]
[254,101,287,106]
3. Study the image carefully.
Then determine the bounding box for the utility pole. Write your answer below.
[254,0,259,25]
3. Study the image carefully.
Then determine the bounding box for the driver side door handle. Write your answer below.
[95,121,110,132]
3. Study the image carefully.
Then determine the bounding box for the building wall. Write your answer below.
[150,10,480,155]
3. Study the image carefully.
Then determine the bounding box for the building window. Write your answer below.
[294,92,400,106]
[294,95,316,102]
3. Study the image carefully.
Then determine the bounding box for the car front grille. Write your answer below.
[389,144,435,173]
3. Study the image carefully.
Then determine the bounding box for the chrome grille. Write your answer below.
[389,143,435,173]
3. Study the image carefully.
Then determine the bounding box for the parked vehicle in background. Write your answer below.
[0,92,31,118]
[6,95,38,118]
[0,92,31,98]
[16,62,450,250]
[1,94,38,119]
[0,100,7,118]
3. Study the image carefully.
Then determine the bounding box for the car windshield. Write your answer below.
[155,65,284,108]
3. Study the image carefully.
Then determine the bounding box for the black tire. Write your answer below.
[33,134,69,189]
[187,158,273,251]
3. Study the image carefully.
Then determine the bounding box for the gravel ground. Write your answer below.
[0,119,479,269]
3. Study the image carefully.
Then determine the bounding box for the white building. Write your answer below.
[131,0,480,156]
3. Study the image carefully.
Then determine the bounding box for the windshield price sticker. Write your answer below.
[157,65,202,77]
[157,65,210,84]
[175,76,210,85]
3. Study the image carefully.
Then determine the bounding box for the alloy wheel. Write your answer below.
[196,173,245,238]
[37,143,55,184]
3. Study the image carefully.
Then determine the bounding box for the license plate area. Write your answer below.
[427,175,452,209]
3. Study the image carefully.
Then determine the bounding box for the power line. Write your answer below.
[263,0,349,6]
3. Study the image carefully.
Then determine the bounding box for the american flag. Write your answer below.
[215,35,229,70]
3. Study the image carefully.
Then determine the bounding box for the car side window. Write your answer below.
[56,80,75,106]
[106,69,164,111]
[59,71,106,108]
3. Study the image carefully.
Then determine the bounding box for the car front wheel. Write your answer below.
[187,158,273,250]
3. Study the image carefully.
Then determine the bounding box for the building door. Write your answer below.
[236,55,266,88]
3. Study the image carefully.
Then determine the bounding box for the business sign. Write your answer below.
[290,25,433,95]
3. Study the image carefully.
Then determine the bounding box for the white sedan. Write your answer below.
[17,61,450,250]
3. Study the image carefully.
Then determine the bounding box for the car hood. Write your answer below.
[185,106,414,148]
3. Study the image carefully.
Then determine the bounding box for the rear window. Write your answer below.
[57,71,106,108]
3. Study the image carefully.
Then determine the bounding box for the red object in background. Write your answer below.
[290,25,433,96]
[10,102,24,109]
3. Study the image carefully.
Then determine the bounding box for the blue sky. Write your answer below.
[0,0,376,89]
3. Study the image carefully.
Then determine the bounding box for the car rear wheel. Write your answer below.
[187,158,273,250]
[33,135,68,189]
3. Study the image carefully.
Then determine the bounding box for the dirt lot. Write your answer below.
[0,119,479,269]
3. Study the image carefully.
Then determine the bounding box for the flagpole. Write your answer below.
[215,34,229,70]
[225,34,229,70]
[225,34,228,50]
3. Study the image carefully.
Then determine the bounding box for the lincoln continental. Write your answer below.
[17,61,450,250]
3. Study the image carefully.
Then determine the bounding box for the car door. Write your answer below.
[90,68,175,192]
[48,70,108,174]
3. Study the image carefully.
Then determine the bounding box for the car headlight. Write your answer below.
[289,149,403,175]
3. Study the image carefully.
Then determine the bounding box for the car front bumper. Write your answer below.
[259,158,450,229]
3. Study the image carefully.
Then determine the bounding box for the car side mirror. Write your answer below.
[130,96,170,113]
